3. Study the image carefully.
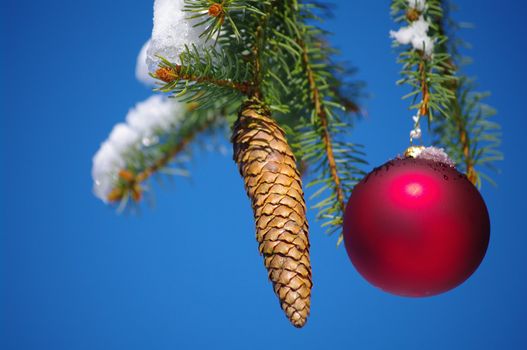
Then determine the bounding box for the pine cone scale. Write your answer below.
[254,202,305,218]
[265,256,311,278]
[232,99,312,328]
[256,226,309,247]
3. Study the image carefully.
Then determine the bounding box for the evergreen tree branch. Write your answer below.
[391,0,455,128]
[451,94,476,183]
[107,131,199,204]
[277,1,367,243]
[155,66,251,94]
[390,0,501,187]
[432,7,477,184]
[431,0,503,187]
[300,39,346,215]
[439,67,478,184]
[154,46,252,109]
[418,58,431,118]
[134,115,217,184]
[249,9,266,99]
[108,103,232,206]
[184,0,267,42]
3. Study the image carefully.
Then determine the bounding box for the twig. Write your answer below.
[109,117,218,203]
[155,66,251,95]
[300,39,346,214]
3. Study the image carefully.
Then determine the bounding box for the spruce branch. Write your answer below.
[391,0,455,130]
[184,0,266,42]
[449,82,477,184]
[155,65,251,94]
[433,77,502,187]
[248,5,267,99]
[300,38,346,217]
[278,1,366,243]
[106,102,232,206]
[154,46,252,109]
[133,114,216,184]
[431,0,503,187]
[390,0,502,186]
[417,58,431,118]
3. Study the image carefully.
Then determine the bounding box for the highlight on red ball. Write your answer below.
[343,157,490,297]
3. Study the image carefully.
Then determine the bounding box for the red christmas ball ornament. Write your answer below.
[343,147,490,297]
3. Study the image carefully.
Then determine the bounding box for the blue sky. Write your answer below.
[2,0,527,349]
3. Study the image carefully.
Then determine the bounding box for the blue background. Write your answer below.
[2,0,526,349]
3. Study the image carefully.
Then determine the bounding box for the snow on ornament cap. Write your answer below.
[403,146,455,167]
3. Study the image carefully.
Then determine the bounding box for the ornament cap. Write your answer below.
[404,146,426,158]
[403,146,455,167]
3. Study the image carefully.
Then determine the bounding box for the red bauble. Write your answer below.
[343,157,490,297]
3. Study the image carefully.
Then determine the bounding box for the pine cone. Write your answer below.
[232,98,312,328]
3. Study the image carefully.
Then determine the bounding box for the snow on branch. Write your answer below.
[146,0,209,73]
[92,96,184,203]
[390,16,434,57]
[136,40,156,86]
